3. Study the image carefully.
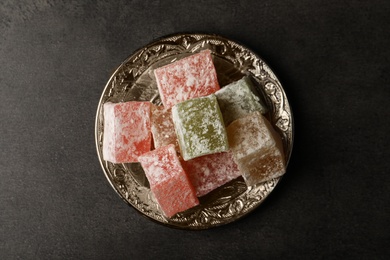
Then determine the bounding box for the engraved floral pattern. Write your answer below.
[95,34,293,229]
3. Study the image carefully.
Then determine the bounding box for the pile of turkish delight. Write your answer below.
[102,50,286,217]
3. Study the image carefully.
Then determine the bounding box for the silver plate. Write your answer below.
[95,33,293,229]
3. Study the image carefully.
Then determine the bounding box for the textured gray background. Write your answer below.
[1,0,389,259]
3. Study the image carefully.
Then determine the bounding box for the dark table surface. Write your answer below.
[1,1,389,259]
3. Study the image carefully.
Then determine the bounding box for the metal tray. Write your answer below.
[95,33,293,229]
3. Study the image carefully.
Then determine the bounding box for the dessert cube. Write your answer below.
[103,101,151,163]
[138,144,199,217]
[181,151,242,197]
[226,112,285,186]
[172,94,229,161]
[154,50,220,109]
[215,76,267,126]
[150,105,179,151]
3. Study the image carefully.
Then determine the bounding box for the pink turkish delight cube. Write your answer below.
[150,105,179,151]
[138,144,199,217]
[154,50,220,108]
[103,101,151,163]
[226,112,286,186]
[181,151,242,197]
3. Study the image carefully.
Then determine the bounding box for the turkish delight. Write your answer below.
[226,112,285,186]
[181,151,242,197]
[154,50,220,109]
[215,76,267,126]
[172,94,229,161]
[150,105,179,151]
[138,144,199,217]
[103,101,151,163]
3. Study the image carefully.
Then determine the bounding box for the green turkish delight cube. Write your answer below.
[172,94,229,161]
[215,76,267,126]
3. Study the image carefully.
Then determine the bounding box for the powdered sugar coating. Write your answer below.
[182,151,242,197]
[102,101,151,163]
[215,76,268,126]
[227,112,285,186]
[172,94,229,161]
[151,175,199,218]
[150,105,179,151]
[138,144,183,186]
[138,144,199,217]
[154,50,220,109]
